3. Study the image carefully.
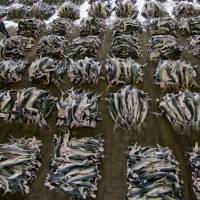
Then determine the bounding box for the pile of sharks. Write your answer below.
[105,57,144,86]
[127,144,182,199]
[147,17,177,36]
[36,35,69,59]
[0,87,56,127]
[0,136,42,194]
[188,143,200,200]
[157,91,200,134]
[0,60,27,84]
[45,133,104,199]
[17,18,46,38]
[68,57,101,85]
[108,85,150,132]
[148,35,182,61]
[0,36,35,59]
[154,59,198,90]
[28,57,67,85]
[56,88,101,128]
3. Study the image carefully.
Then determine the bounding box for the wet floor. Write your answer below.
[0,25,200,200]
